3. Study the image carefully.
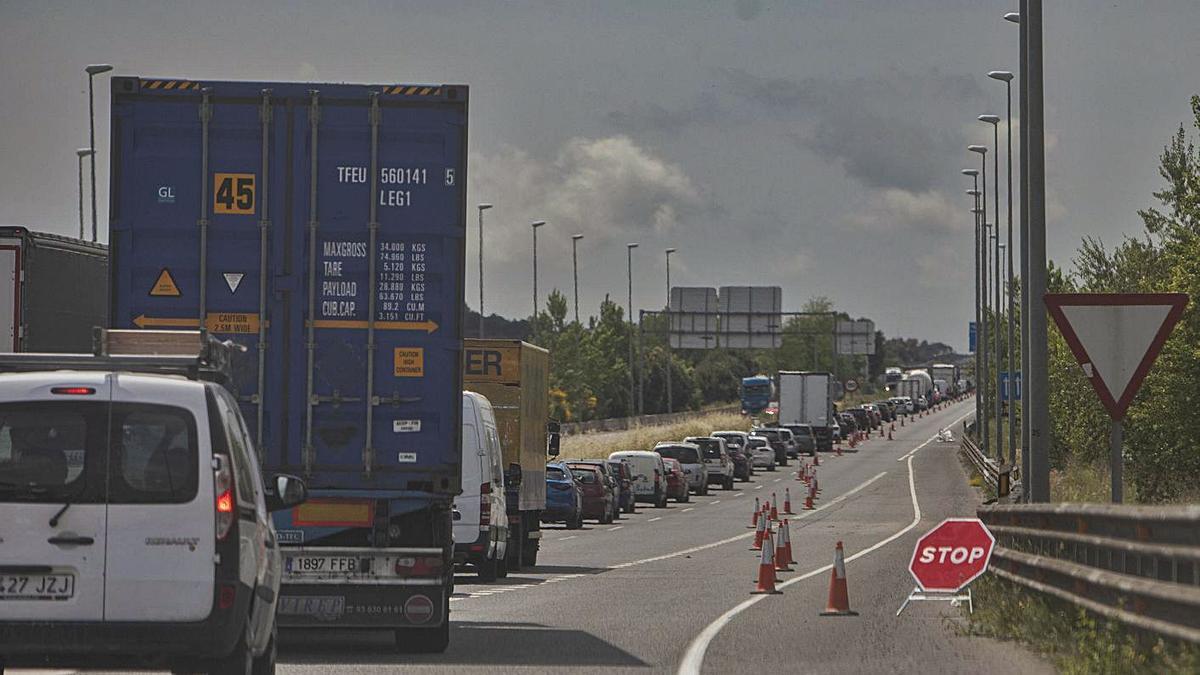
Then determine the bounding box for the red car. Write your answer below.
[662,457,691,503]
[566,463,615,523]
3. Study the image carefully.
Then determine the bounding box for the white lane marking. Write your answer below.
[773,478,781,482]
[733,492,745,497]
[755,485,764,490]
[611,472,885,572]
[559,535,577,541]
[710,500,721,505]
[607,525,624,531]
[897,409,973,461]
[683,507,695,512]
[648,517,663,522]
[678,441,931,675]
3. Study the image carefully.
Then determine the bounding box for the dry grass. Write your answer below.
[560,411,750,460]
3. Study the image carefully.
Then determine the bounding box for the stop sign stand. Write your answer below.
[897,518,995,616]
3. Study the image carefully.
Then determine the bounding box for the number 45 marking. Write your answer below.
[214,173,256,214]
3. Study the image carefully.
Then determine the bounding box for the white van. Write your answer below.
[454,392,508,581]
[0,332,307,674]
[608,450,668,508]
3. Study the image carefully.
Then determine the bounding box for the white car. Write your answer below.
[454,392,508,582]
[608,450,668,508]
[656,441,708,495]
[746,435,777,471]
[0,332,308,673]
[892,396,915,414]
[690,436,734,491]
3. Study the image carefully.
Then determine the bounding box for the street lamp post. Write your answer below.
[980,114,1003,462]
[963,169,980,427]
[531,220,546,319]
[76,148,95,240]
[664,247,676,413]
[86,64,113,243]
[990,70,1018,469]
[1007,7,1031,500]
[969,144,990,458]
[627,243,639,416]
[571,234,584,323]
[477,203,493,338]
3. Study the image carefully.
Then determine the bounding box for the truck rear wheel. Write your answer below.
[522,539,539,567]
[477,555,499,582]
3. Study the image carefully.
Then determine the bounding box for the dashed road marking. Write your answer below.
[710,500,721,504]
[607,525,624,531]
[648,517,663,522]
[559,535,577,541]
[682,507,695,512]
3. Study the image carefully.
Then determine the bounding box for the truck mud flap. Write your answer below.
[277,584,445,628]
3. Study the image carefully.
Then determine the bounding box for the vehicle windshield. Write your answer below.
[747,438,768,449]
[787,426,813,437]
[714,434,744,448]
[570,468,597,484]
[657,446,699,464]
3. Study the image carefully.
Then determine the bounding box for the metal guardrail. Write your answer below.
[978,503,1200,644]
[961,423,1003,491]
[560,404,740,437]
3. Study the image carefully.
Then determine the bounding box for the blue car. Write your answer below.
[543,462,584,529]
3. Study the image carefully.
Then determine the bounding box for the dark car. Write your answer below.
[753,427,789,466]
[661,457,690,502]
[873,401,896,423]
[847,408,871,433]
[566,464,615,524]
[607,458,637,514]
[839,412,859,436]
[712,431,753,481]
[566,459,621,522]
[782,424,817,456]
[543,462,584,529]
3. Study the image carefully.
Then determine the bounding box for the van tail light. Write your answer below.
[213,454,236,541]
[654,469,661,489]
[479,482,491,525]
[51,386,96,396]
[218,583,237,610]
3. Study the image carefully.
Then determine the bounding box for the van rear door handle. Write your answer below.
[48,535,95,546]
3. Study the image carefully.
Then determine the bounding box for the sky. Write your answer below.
[3,0,1200,353]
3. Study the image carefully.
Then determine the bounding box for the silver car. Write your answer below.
[746,435,777,471]
[654,442,708,496]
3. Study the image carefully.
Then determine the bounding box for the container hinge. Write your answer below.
[376,393,422,407]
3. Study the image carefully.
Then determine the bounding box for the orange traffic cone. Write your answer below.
[820,541,858,616]
[774,525,792,572]
[752,530,782,594]
[849,434,857,449]
[769,493,779,521]
[751,509,767,550]
[804,485,815,510]
[784,488,794,515]
[749,497,761,529]
[780,518,794,566]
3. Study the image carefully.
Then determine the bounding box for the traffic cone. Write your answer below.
[774,525,793,572]
[849,434,857,449]
[749,497,761,529]
[751,530,782,594]
[804,483,815,510]
[784,488,794,515]
[813,476,819,494]
[820,541,858,616]
[769,493,779,521]
[751,509,767,550]
[780,518,794,566]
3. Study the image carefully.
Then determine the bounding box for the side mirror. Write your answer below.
[546,421,561,457]
[265,473,308,512]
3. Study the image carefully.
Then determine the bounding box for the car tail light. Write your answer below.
[479,481,491,525]
[213,454,235,541]
[218,583,237,610]
[51,386,96,395]
[394,556,442,578]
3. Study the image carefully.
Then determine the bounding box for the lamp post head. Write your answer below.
[85,64,114,75]
[531,220,546,228]
[477,203,493,211]
[572,234,584,241]
[627,242,639,250]
[978,114,1001,125]
[961,168,979,177]
[966,189,981,197]
[1004,12,1020,23]
[988,71,1014,82]
[968,145,988,154]
[76,147,95,158]
[665,247,677,255]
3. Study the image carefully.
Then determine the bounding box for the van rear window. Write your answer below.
[0,401,198,504]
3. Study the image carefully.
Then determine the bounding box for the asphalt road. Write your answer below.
[17,399,1054,675]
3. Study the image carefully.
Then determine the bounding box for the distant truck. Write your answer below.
[929,363,959,397]
[740,374,774,415]
[109,76,468,652]
[0,226,107,352]
[463,339,559,570]
[777,371,834,452]
[904,370,935,401]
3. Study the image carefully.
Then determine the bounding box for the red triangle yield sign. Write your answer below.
[1044,293,1188,420]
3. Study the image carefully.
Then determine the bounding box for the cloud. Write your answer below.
[469,136,704,263]
[734,0,765,21]
[847,188,964,236]
[722,68,984,192]
[604,94,722,138]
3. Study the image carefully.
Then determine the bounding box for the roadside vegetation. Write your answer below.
[560,411,748,460]
[964,575,1200,674]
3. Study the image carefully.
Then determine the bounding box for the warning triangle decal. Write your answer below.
[1045,293,1188,419]
[149,268,181,297]
[223,273,245,294]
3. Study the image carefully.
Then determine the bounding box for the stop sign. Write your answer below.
[908,518,995,592]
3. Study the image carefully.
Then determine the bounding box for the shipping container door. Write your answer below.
[110,83,287,460]
[0,246,17,350]
[293,90,465,490]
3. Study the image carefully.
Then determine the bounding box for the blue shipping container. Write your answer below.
[109,76,466,495]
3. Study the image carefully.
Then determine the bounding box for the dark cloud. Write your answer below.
[721,68,984,192]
